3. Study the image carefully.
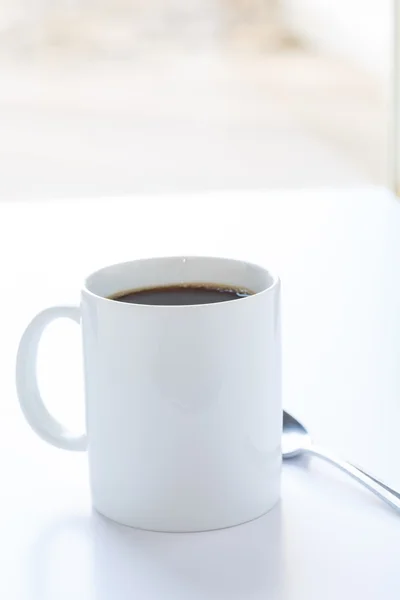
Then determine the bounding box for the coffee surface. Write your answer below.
[110,283,253,306]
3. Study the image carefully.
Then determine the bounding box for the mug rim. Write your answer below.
[83,255,280,308]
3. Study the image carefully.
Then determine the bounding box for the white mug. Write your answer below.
[16,256,281,532]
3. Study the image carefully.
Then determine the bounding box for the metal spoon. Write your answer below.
[282,410,400,512]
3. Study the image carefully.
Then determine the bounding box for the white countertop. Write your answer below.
[1,187,400,599]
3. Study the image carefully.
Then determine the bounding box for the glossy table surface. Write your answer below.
[1,187,400,599]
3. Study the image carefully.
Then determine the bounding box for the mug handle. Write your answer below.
[16,306,87,451]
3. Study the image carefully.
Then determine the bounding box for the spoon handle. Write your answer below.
[306,445,400,512]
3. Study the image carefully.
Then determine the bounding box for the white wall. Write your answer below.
[283,0,392,78]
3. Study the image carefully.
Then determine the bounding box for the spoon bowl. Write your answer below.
[282,409,400,512]
[282,410,311,458]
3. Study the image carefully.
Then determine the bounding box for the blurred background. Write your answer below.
[0,0,392,198]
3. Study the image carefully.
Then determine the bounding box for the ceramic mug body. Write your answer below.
[16,257,281,532]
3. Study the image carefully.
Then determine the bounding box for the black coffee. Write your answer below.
[110,283,253,306]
